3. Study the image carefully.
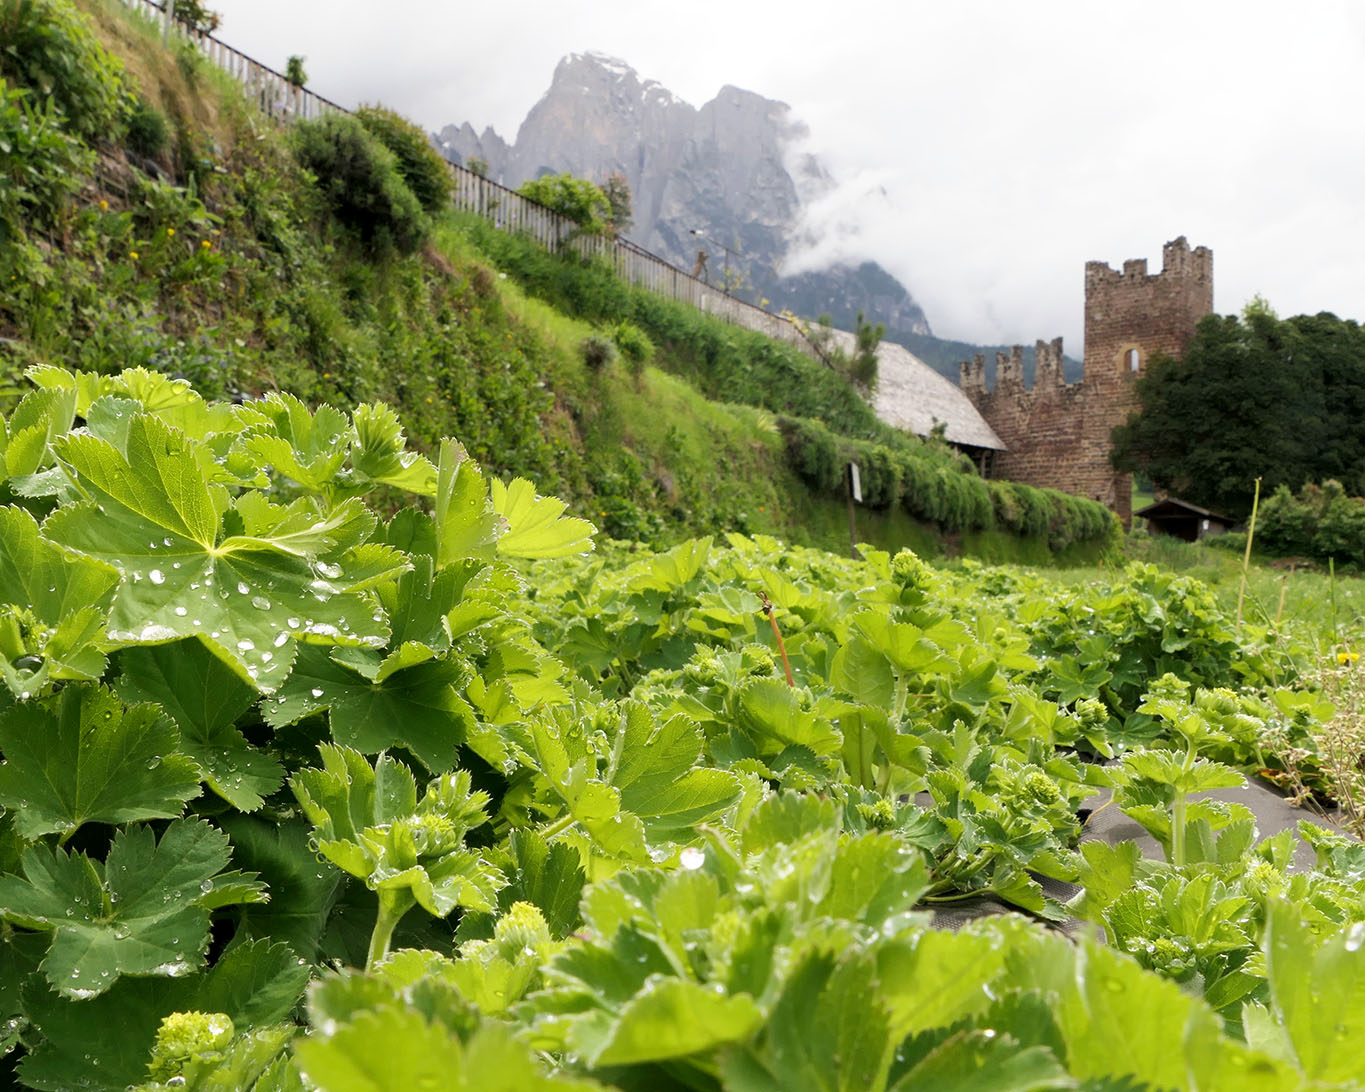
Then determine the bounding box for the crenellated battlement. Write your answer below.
[996,345,1025,389]
[1085,235,1212,293]
[960,353,987,392]
[960,236,1213,525]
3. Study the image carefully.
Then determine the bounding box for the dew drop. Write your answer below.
[148,569,165,584]
[311,688,325,698]
[174,606,188,617]
[251,595,271,611]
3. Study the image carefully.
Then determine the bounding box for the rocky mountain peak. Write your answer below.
[434,56,931,342]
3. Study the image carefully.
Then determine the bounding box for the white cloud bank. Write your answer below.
[216,0,1365,351]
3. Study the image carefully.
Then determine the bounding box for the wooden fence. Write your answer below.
[118,0,822,359]
[120,0,344,122]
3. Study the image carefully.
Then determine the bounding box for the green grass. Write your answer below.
[1045,531,1365,648]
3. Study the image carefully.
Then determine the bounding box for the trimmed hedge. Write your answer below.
[779,414,1116,549]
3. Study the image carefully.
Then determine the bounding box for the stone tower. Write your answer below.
[960,236,1212,526]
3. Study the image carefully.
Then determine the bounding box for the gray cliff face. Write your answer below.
[435,52,931,340]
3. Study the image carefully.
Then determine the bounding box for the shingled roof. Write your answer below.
[822,330,1006,450]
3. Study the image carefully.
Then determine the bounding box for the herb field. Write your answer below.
[1,369,1364,1091]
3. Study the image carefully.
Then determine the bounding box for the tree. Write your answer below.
[517,172,612,235]
[601,172,632,236]
[848,310,884,394]
[806,311,883,397]
[1110,308,1365,517]
[172,0,220,33]
[284,55,307,88]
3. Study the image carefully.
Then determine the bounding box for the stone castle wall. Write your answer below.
[961,236,1213,526]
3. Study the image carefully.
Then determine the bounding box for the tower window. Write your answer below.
[1126,348,1141,372]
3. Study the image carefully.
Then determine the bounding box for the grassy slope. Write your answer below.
[2,0,1110,564]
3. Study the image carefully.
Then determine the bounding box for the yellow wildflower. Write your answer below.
[1338,651,1359,665]
[166,227,175,237]
[201,239,211,249]
[98,199,109,211]
[130,251,140,260]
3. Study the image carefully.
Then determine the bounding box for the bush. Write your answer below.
[1257,483,1317,558]
[610,319,653,367]
[518,172,612,234]
[581,334,616,371]
[0,0,129,140]
[124,96,168,159]
[291,114,428,256]
[356,104,451,215]
[778,416,843,494]
[0,77,89,240]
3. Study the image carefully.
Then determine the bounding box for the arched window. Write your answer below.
[1126,347,1141,372]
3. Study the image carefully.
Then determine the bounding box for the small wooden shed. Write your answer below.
[1134,497,1236,542]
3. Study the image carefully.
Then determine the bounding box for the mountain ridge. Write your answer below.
[435,52,934,350]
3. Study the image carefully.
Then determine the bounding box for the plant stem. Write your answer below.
[760,592,795,687]
[1330,557,1340,650]
[1236,477,1261,627]
[539,812,577,840]
[1171,737,1198,869]
[366,894,412,971]
[1171,791,1187,870]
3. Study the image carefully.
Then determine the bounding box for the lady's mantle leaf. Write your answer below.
[290,745,505,918]
[0,820,263,998]
[43,413,390,692]
[491,477,595,560]
[296,1008,604,1092]
[0,505,119,695]
[115,641,284,811]
[0,683,201,839]
[17,940,309,1092]
[588,977,763,1066]
[266,644,471,773]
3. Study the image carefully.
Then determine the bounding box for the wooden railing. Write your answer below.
[120,0,344,122]
[117,0,822,359]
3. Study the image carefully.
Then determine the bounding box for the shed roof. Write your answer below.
[823,330,1006,450]
[1134,497,1236,524]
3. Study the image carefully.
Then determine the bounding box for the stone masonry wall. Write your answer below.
[961,236,1213,526]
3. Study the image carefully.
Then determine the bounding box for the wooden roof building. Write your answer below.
[822,329,1006,456]
[1134,497,1236,541]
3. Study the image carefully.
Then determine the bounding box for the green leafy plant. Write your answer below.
[283,54,306,89]
[291,113,429,256]
[517,172,612,235]
[0,0,130,141]
[357,104,451,215]
[291,745,504,968]
[124,95,168,159]
[580,333,616,371]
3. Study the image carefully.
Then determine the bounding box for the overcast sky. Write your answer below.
[215,0,1365,352]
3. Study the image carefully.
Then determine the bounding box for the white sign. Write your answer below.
[849,462,862,504]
